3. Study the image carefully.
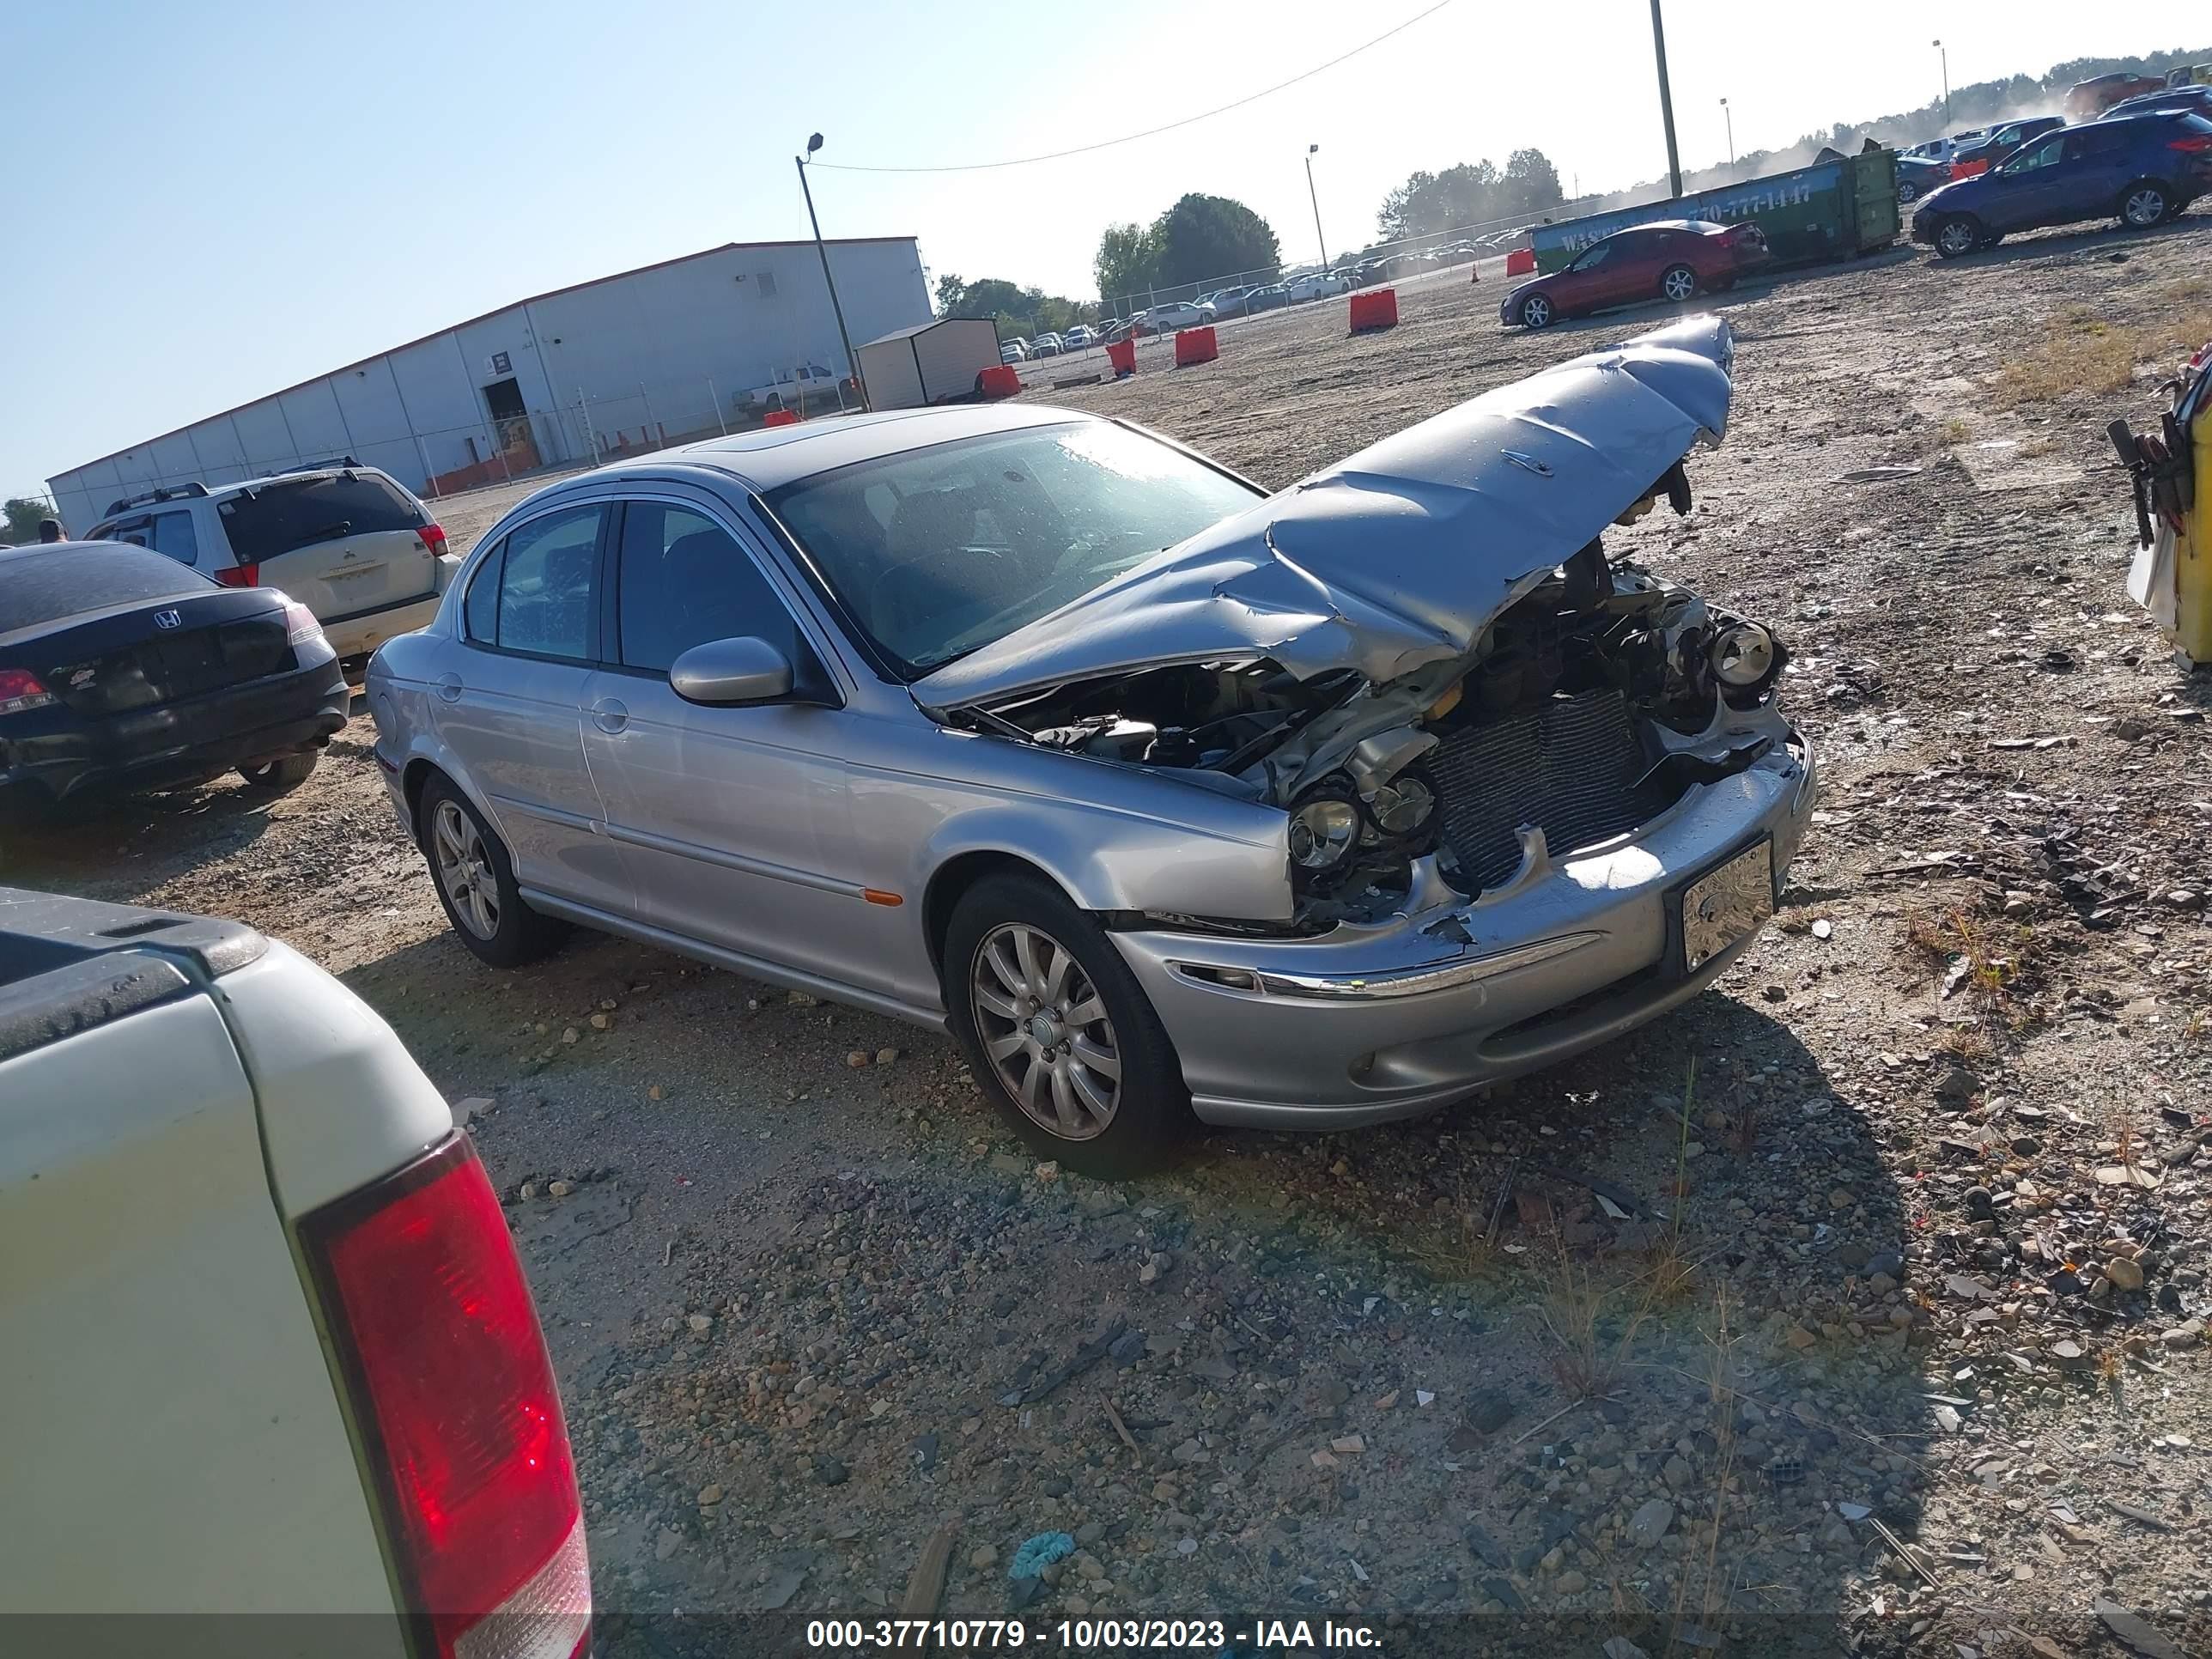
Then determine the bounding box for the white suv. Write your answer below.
[85,461,458,670]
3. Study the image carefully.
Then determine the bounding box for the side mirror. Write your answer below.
[670,636,795,706]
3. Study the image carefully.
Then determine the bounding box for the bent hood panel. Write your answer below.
[915,315,1735,708]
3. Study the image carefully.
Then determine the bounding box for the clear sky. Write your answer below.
[1,0,2191,499]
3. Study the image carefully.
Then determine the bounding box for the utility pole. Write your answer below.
[1304,144,1329,271]
[798,134,867,411]
[1932,40,1950,125]
[1721,97,1735,166]
[1649,0,1684,198]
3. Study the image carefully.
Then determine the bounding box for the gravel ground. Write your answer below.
[8,210,2212,1658]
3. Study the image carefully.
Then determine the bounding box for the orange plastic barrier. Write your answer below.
[1348,288,1399,333]
[976,364,1021,399]
[762,409,800,428]
[1950,158,1989,180]
[1106,338,1136,375]
[1173,325,1218,368]
[1505,247,1536,277]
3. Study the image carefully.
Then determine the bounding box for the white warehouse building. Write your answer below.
[47,235,931,533]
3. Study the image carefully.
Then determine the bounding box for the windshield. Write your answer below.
[763,422,1261,678]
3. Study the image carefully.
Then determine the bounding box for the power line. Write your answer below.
[806,0,1457,175]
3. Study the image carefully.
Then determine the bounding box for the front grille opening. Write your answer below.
[1485,963,1665,1046]
[1430,687,1685,891]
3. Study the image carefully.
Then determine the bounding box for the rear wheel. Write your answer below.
[1658,263,1698,302]
[239,751,319,793]
[945,873,1189,1176]
[1518,293,1555,328]
[1932,215,1982,258]
[418,775,568,968]
[1898,179,1921,205]
[2120,182,2171,228]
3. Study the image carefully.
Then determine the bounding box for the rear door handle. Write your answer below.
[436,672,463,703]
[591,697,629,734]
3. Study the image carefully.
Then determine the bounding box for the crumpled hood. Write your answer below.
[915,314,1735,709]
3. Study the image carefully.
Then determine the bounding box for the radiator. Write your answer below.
[1428,687,1680,890]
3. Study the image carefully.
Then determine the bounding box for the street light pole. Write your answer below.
[1721,97,1735,166]
[1933,39,1950,125]
[797,133,866,411]
[1649,0,1684,198]
[1304,144,1329,271]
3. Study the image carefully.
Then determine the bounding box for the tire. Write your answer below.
[1931,215,1982,258]
[416,775,568,969]
[1518,292,1555,328]
[2120,182,2171,229]
[1898,180,1920,205]
[944,872,1190,1176]
[238,750,319,793]
[1658,264,1698,303]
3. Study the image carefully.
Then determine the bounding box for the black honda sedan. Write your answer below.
[1,541,349,811]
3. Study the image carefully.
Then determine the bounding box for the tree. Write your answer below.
[1378,160,1503,242]
[934,273,968,315]
[3,496,59,545]
[1148,194,1279,289]
[1093,222,1159,306]
[1500,148,1565,216]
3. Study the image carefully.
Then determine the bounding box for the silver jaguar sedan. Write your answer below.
[368,316,1814,1174]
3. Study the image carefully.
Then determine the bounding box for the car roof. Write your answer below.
[562,404,1101,495]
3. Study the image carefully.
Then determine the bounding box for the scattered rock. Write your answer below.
[877,1047,901,1064]
[813,1455,849,1486]
[969,1545,999,1571]
[2105,1255,2145,1292]
[1628,1498,1674,1548]
[846,1050,871,1068]
[547,1179,574,1198]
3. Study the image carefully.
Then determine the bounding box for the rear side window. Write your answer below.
[217,473,422,562]
[0,545,213,633]
[2069,126,2132,159]
[495,507,603,660]
[463,544,503,641]
[149,511,199,566]
[615,502,798,674]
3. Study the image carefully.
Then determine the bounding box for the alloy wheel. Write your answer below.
[1662,266,1697,301]
[2123,188,2166,227]
[970,922,1122,1141]
[432,799,500,940]
[1936,219,1978,257]
[1522,295,1553,327]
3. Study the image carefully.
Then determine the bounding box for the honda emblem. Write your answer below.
[153,610,182,630]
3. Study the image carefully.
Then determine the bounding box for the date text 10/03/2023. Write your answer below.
[805,1618,1386,1650]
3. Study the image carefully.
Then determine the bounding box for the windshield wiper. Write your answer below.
[296,520,353,545]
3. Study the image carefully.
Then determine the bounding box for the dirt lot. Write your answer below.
[9,212,2212,1656]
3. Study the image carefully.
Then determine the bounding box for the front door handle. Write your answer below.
[590,697,629,734]
[436,672,463,703]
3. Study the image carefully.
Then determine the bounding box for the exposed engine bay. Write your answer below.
[959,464,1790,924]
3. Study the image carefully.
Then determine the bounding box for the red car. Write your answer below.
[2065,72,2167,119]
[1500,219,1770,330]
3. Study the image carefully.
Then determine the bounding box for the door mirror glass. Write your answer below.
[670,636,795,706]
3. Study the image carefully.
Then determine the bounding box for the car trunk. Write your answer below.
[216,473,435,623]
[36,594,294,717]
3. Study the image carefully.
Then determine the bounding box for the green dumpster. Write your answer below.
[1528,150,1900,276]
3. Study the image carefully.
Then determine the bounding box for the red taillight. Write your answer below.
[0,667,58,715]
[420,522,449,553]
[303,1136,589,1659]
[2169,135,2212,152]
[216,562,260,587]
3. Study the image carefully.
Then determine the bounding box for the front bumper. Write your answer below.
[1111,732,1815,1129]
[0,653,349,804]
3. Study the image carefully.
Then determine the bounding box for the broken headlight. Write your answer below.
[1707,622,1783,699]
[1286,785,1362,877]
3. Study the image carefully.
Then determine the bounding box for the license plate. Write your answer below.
[1680,840,1775,971]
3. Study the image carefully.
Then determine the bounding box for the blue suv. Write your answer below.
[1911,111,2212,258]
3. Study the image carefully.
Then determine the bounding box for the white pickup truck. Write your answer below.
[0,888,590,1658]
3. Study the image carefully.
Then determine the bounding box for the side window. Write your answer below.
[463,542,504,641]
[107,517,154,548]
[2012,135,2067,171]
[2069,126,2130,161]
[615,502,799,675]
[1570,240,1614,270]
[149,511,199,566]
[495,507,604,660]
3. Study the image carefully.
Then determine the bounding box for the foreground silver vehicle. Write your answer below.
[368,317,1813,1173]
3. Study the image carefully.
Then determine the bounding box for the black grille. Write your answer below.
[1429,687,1682,890]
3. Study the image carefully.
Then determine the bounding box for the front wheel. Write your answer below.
[1658,263,1698,302]
[2120,183,2171,228]
[239,751,319,793]
[945,873,1190,1176]
[1932,215,1982,258]
[1518,293,1555,328]
[417,775,569,969]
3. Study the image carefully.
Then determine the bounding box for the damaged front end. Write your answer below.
[913,315,1804,931]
